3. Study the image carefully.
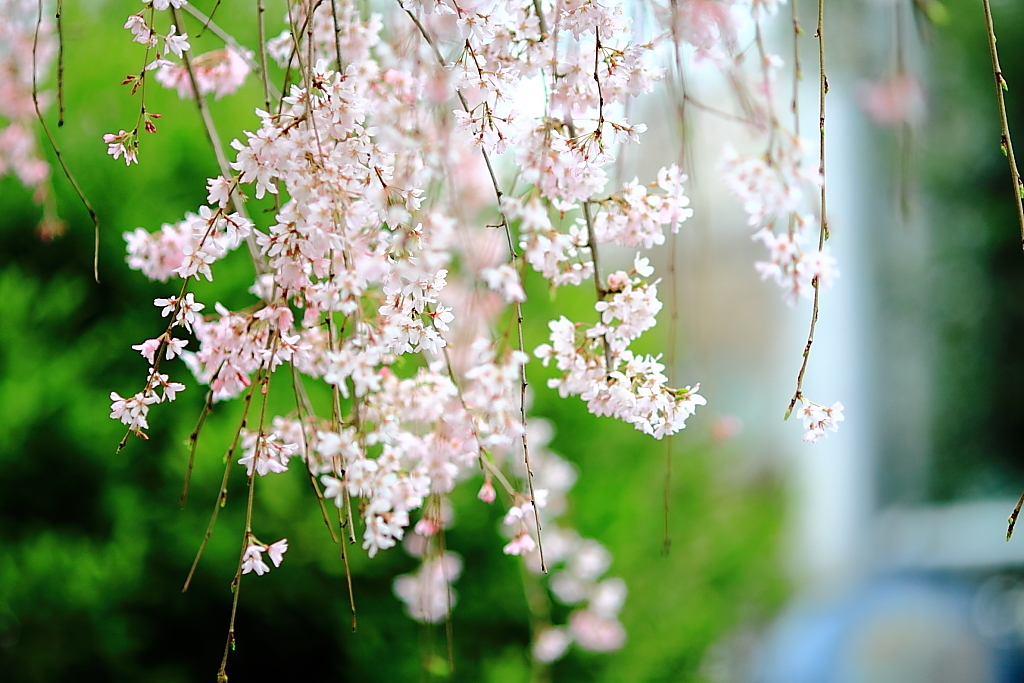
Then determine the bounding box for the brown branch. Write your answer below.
[786,0,828,420]
[180,390,214,507]
[171,5,265,275]
[182,372,262,592]
[401,2,546,572]
[32,0,101,282]
[981,0,1024,247]
[1008,489,1024,541]
[55,0,64,126]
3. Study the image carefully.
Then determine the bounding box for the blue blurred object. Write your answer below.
[752,574,1024,683]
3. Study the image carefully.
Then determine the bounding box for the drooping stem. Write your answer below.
[786,0,828,420]
[791,0,802,135]
[217,336,278,680]
[981,0,1024,246]
[401,2,546,572]
[55,0,64,126]
[336,506,358,631]
[1007,488,1024,541]
[256,0,273,114]
[180,390,214,508]
[182,372,262,592]
[32,0,100,282]
[171,5,265,274]
[217,470,256,682]
[288,364,338,543]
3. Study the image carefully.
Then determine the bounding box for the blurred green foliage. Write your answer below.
[0,0,787,680]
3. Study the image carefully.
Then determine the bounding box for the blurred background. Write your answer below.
[3,0,1024,680]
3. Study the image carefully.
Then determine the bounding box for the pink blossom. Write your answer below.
[104,130,138,166]
[155,47,251,100]
[503,531,537,556]
[568,610,626,652]
[860,74,926,126]
[477,479,496,504]
[266,539,288,567]
[241,544,269,576]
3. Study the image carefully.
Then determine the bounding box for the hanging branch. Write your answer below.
[981,0,1024,246]
[400,1,547,573]
[785,0,828,420]
[32,0,101,282]
[55,0,64,126]
[182,372,262,592]
[171,5,266,275]
[180,390,214,507]
[1007,488,1024,541]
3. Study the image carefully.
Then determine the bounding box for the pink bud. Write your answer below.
[477,479,496,504]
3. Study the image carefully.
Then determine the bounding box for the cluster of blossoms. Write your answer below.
[536,254,706,439]
[241,537,288,576]
[391,419,628,664]
[96,0,848,674]
[393,495,462,623]
[796,399,844,443]
[669,0,842,431]
[394,548,464,623]
[514,421,628,661]
[106,0,253,165]
[660,0,839,315]
[720,140,836,306]
[155,46,252,101]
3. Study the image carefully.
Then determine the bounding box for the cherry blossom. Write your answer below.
[393,552,462,623]
[104,131,138,166]
[163,26,189,59]
[241,544,270,576]
[797,399,845,443]
[149,0,188,11]
[155,47,252,100]
[109,390,159,431]
[92,0,856,670]
[266,539,289,567]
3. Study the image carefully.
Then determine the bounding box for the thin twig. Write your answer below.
[1007,488,1024,541]
[567,29,615,374]
[217,336,279,680]
[659,0,694,556]
[181,1,279,101]
[436,519,455,674]
[256,0,273,113]
[662,225,678,555]
[180,390,214,507]
[289,364,339,543]
[791,0,802,135]
[337,505,358,631]
[401,2,546,572]
[785,0,828,420]
[182,374,261,592]
[217,470,256,682]
[172,5,265,275]
[55,0,64,126]
[330,0,345,70]
[32,0,101,282]
[981,0,1024,246]
[198,0,224,37]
